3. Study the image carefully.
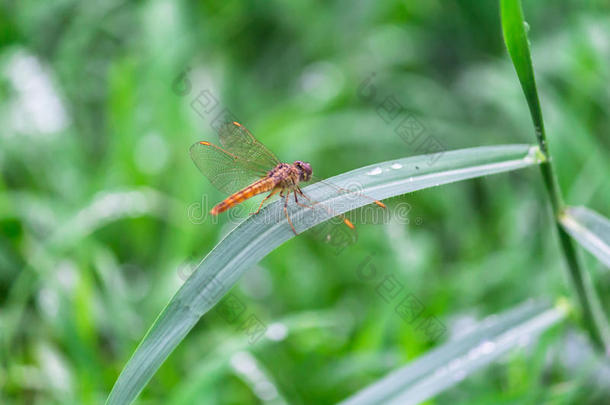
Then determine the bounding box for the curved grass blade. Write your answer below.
[500,0,546,147]
[338,299,567,405]
[106,144,542,405]
[560,207,610,269]
[501,0,610,355]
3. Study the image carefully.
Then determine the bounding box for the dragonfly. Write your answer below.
[189,121,386,236]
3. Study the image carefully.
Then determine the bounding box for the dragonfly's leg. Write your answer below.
[250,188,279,215]
[284,193,297,235]
[296,187,355,229]
[293,190,313,209]
[296,187,334,218]
[296,187,314,203]
[296,188,328,210]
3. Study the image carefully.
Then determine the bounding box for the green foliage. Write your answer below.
[340,300,567,405]
[1,1,609,404]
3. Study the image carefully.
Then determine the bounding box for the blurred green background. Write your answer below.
[1,0,610,404]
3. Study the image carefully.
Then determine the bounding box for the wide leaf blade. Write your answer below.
[561,206,610,269]
[106,144,542,404]
[338,299,567,405]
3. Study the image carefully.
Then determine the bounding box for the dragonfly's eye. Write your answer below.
[303,162,312,178]
[295,161,312,181]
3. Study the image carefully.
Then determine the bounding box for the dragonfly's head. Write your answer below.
[294,160,312,182]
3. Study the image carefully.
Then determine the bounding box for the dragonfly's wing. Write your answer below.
[189,141,268,195]
[307,210,359,249]
[217,122,281,173]
[295,178,388,249]
[292,187,358,248]
[309,176,387,211]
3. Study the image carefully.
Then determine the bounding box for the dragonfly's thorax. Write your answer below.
[268,162,306,189]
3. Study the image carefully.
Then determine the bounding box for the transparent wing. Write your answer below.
[189,141,268,195]
[303,203,359,250]
[291,179,388,250]
[217,122,281,173]
[309,175,388,215]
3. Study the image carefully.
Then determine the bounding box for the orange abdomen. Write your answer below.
[211,178,276,215]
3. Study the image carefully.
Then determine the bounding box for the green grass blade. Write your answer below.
[338,300,567,405]
[561,207,610,269]
[106,144,541,405]
[500,0,546,149]
[501,0,609,354]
